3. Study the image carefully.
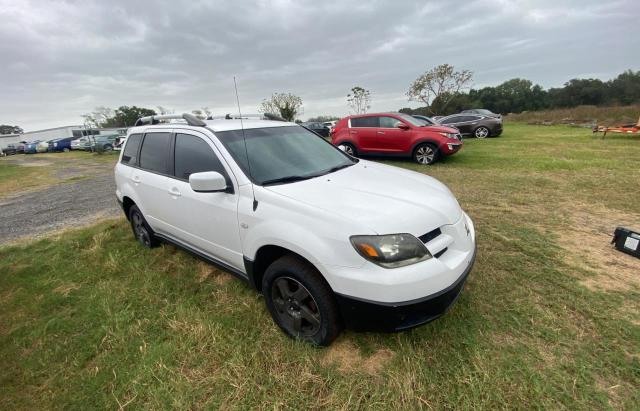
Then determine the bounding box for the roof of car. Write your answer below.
[127,119,299,135]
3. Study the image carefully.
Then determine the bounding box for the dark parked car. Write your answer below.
[301,122,330,137]
[90,134,118,151]
[461,109,502,120]
[411,115,440,125]
[2,144,18,155]
[438,114,503,138]
[16,141,28,153]
[24,141,41,154]
[48,137,76,152]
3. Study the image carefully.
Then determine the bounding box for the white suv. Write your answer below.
[115,113,476,345]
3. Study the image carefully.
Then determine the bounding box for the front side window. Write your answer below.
[350,117,378,128]
[139,132,171,174]
[216,126,355,185]
[174,133,227,180]
[379,116,403,128]
[121,133,142,165]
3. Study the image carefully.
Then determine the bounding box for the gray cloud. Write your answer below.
[0,0,638,130]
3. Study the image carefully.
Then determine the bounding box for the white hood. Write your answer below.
[265,160,462,236]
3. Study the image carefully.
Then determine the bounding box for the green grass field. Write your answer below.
[1,124,638,409]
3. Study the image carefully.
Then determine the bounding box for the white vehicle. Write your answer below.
[115,113,476,345]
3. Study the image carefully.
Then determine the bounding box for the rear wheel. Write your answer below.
[128,205,159,248]
[413,143,438,165]
[263,255,341,346]
[339,143,357,157]
[474,126,490,138]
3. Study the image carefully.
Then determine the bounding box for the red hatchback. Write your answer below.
[331,113,462,164]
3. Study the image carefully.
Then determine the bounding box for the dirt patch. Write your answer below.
[321,339,395,376]
[556,203,640,292]
[196,262,234,285]
[53,282,81,297]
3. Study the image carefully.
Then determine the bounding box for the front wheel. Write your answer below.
[413,143,438,165]
[474,126,490,138]
[263,255,341,346]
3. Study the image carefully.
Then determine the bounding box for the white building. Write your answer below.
[0,133,24,149]
[20,125,128,143]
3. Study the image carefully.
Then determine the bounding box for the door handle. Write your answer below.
[377,131,385,134]
[349,131,358,134]
[131,176,141,184]
[168,187,181,197]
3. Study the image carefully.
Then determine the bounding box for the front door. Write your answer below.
[164,131,244,270]
[375,116,409,152]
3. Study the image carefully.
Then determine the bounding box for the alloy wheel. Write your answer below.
[271,277,321,337]
[475,127,489,138]
[131,211,151,247]
[341,144,354,156]
[416,145,435,164]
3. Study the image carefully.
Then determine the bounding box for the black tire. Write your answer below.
[128,205,159,248]
[413,143,438,165]
[340,143,357,157]
[474,126,490,138]
[262,255,341,346]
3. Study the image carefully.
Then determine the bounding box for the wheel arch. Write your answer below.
[411,139,441,155]
[122,196,136,220]
[246,244,325,292]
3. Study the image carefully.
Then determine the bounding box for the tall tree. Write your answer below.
[82,106,156,128]
[260,93,303,122]
[407,64,473,115]
[346,86,372,114]
[0,124,23,134]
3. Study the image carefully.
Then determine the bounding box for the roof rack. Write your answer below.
[134,113,206,127]
[206,113,286,122]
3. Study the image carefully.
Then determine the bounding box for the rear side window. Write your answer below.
[121,133,142,165]
[174,133,227,180]
[350,117,378,128]
[139,132,171,174]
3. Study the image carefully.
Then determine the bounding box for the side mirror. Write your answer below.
[189,171,227,193]
[397,123,410,130]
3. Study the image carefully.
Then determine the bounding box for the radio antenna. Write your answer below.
[234,76,258,211]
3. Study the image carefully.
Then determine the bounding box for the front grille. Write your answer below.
[419,227,442,243]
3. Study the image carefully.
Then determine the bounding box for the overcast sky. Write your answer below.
[1,0,638,131]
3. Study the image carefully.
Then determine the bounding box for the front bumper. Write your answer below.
[335,243,476,332]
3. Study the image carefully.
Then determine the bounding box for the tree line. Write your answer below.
[401,69,640,116]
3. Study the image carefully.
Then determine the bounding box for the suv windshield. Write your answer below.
[216,126,356,185]
[396,113,425,127]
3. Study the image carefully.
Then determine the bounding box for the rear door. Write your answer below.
[349,116,379,152]
[130,130,175,235]
[164,131,244,269]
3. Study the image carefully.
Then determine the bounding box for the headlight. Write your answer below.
[350,234,432,268]
[439,132,458,139]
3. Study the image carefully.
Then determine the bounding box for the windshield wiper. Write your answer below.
[261,175,315,186]
[323,162,354,174]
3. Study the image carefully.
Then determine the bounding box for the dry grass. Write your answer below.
[506,104,640,126]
